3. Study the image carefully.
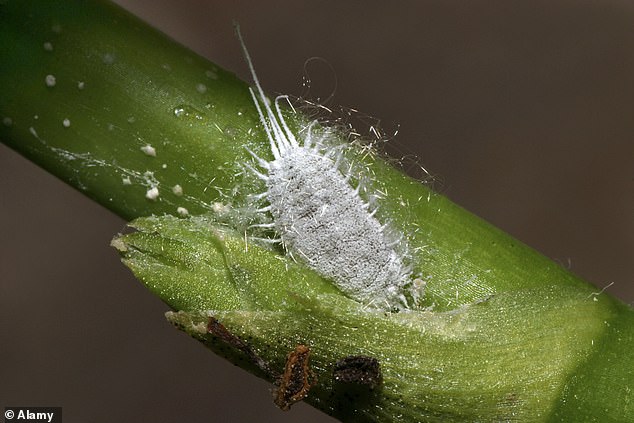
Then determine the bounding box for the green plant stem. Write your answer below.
[1,1,632,422]
[1,0,251,220]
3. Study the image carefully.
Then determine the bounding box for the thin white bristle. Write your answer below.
[248,88,280,159]
[275,95,299,148]
[245,147,271,169]
[244,163,268,181]
[249,222,277,229]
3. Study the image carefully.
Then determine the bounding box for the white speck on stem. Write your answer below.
[103,53,115,65]
[77,81,85,90]
[62,118,70,128]
[211,202,221,212]
[122,177,132,185]
[145,187,159,200]
[176,207,189,216]
[196,83,207,94]
[205,69,218,80]
[45,74,56,87]
[43,42,53,51]
[140,144,156,157]
[211,202,231,215]
[172,184,183,196]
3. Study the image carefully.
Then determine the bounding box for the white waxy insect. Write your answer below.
[237,29,414,310]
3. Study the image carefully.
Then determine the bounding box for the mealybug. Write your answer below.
[237,27,416,310]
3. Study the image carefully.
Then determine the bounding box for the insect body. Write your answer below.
[237,29,413,310]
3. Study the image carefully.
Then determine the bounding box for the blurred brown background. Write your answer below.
[1,1,632,422]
